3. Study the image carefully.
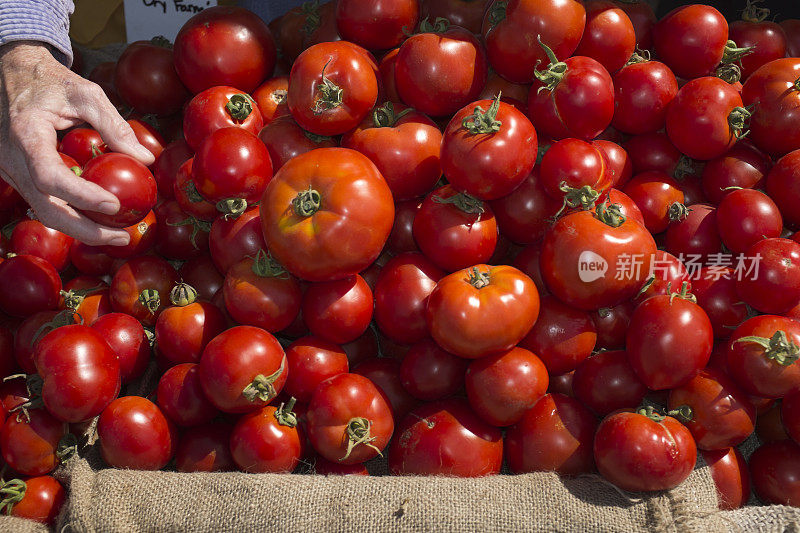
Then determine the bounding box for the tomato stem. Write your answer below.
[250,249,288,278]
[0,477,26,516]
[138,289,161,316]
[728,106,753,139]
[150,35,172,49]
[216,198,248,219]
[431,191,485,218]
[70,165,82,177]
[625,49,650,66]
[292,187,322,217]
[721,40,755,64]
[6,374,44,423]
[667,202,691,222]
[303,130,333,144]
[183,181,205,204]
[274,397,298,427]
[372,101,414,128]
[169,282,198,306]
[60,285,103,311]
[312,60,343,115]
[341,417,381,461]
[533,36,568,93]
[666,405,694,423]
[462,93,503,134]
[673,155,695,180]
[242,356,287,403]
[595,201,626,228]
[486,1,507,28]
[417,17,450,34]
[468,266,491,289]
[554,183,600,220]
[301,0,322,36]
[733,330,800,366]
[741,0,770,23]
[56,432,78,461]
[32,309,79,345]
[637,405,665,422]
[225,94,254,121]
[794,77,800,92]
[715,63,742,85]
[166,216,211,249]
[668,281,697,304]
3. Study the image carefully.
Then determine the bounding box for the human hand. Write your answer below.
[0,41,156,246]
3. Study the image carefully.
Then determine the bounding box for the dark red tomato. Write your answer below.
[668,368,755,450]
[489,168,560,245]
[465,347,548,427]
[527,50,614,141]
[260,148,394,282]
[757,401,787,443]
[80,153,157,228]
[782,388,800,445]
[35,324,121,422]
[175,422,235,472]
[386,200,421,255]
[115,39,189,115]
[482,0,585,84]
[306,373,394,464]
[7,475,65,525]
[547,371,574,397]
[572,350,646,416]
[284,336,349,403]
[665,203,722,259]
[192,127,272,209]
[737,238,800,315]
[421,0,489,34]
[399,339,467,401]
[378,48,401,104]
[622,171,684,234]
[591,301,634,350]
[13,311,60,374]
[353,357,419,421]
[156,363,219,427]
[110,256,179,326]
[519,295,597,376]
[340,329,378,368]
[69,241,113,277]
[730,7,787,80]
[702,141,771,205]
[782,19,800,57]
[716,189,782,253]
[726,315,800,398]
[594,407,697,491]
[336,0,418,50]
[92,312,150,383]
[302,275,372,345]
[155,286,227,366]
[252,76,290,124]
[541,202,656,310]
[575,1,635,74]
[594,140,633,189]
[182,86,265,151]
[373,253,443,345]
[10,219,72,271]
[230,402,302,473]
[427,264,539,359]
[701,447,751,510]
[767,149,800,229]
[479,71,531,112]
[0,377,29,414]
[174,159,218,222]
[631,250,690,306]
[174,6,276,93]
[666,77,748,161]
[88,60,120,105]
[179,256,224,302]
[612,57,677,135]
[0,409,64,476]
[395,21,487,117]
[209,206,265,274]
[624,131,682,175]
[750,440,800,505]
[540,138,610,202]
[442,97,536,201]
[0,324,15,378]
[258,115,338,172]
[57,128,107,167]
[678,175,708,207]
[613,0,656,50]
[342,102,442,201]
[653,5,729,80]
[627,288,713,390]
[311,457,369,475]
[152,201,208,261]
[413,185,498,273]
[389,398,502,476]
[288,42,378,136]
[505,393,597,475]
[0,254,61,317]
[98,396,176,470]
[153,140,193,199]
[691,268,749,339]
[301,0,342,50]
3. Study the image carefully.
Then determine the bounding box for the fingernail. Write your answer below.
[98,201,119,215]
[109,236,130,247]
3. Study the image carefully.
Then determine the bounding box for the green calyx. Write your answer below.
[728,106,753,139]
[673,155,696,180]
[794,77,800,92]
[372,101,414,128]
[468,266,491,289]
[32,308,79,345]
[637,404,693,423]
[533,36,568,93]
[166,216,212,249]
[417,16,450,34]
[741,0,770,23]
[274,397,298,427]
[303,130,333,144]
[715,63,742,85]
[250,249,288,278]
[595,201,626,228]
[311,60,343,115]
[486,1,507,28]
[668,202,691,222]
[225,93,255,121]
[668,281,697,305]
[216,198,248,219]
[242,356,287,403]
[138,289,161,316]
[462,93,503,135]
[554,183,600,220]
[60,284,103,311]
[4,374,44,422]
[431,191,485,218]
[292,187,322,217]
[0,477,26,516]
[301,0,322,36]
[57,432,78,461]
[184,181,205,204]
[341,417,381,462]
[721,40,755,64]
[625,48,651,66]
[150,35,172,49]
[734,330,800,366]
[169,282,198,307]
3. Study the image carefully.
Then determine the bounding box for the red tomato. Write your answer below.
[284,336,349,403]
[115,39,188,115]
[0,409,64,476]
[426,264,539,359]
[594,407,697,491]
[782,19,800,57]
[302,275,373,345]
[395,21,487,117]
[421,0,488,34]
[572,350,646,416]
[260,148,394,282]
[127,118,166,161]
[109,255,180,326]
[336,0,418,50]
[664,204,722,260]
[179,256,224,302]
[612,56,678,134]
[5,475,65,525]
[750,440,800,506]
[152,201,208,261]
[230,401,302,473]
[701,447,750,510]
[57,128,107,167]
[311,457,369,476]
[353,357,420,422]
[736,238,800,315]
[175,422,235,472]
[251,76,290,124]
[613,0,655,50]
[691,268,749,340]
[624,131,682,175]
[10,219,72,272]
[653,5,730,79]
[101,210,157,260]
[198,326,287,413]
[258,115,338,172]
[156,363,219,427]
[729,5,787,79]
[489,168,560,245]
[182,86,265,151]
[766,149,800,229]
[716,188,782,253]
[783,388,800,445]
[306,373,394,464]
[399,339,467,402]
[594,140,633,189]
[540,138,611,203]
[69,241,113,277]
[174,159,218,222]
[152,140,193,199]
[91,312,150,383]
[388,398,502,476]
[80,153,158,228]
[98,396,176,470]
[505,393,597,475]
[574,1,636,74]
[208,206,265,274]
[590,301,634,350]
[622,171,685,234]
[743,60,800,151]
[173,6,276,94]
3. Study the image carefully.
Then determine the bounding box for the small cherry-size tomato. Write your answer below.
[306,373,394,465]
[156,363,219,427]
[109,255,180,326]
[572,350,646,416]
[388,398,502,477]
[335,0,418,50]
[750,440,800,506]
[594,406,697,492]
[198,326,287,413]
[700,447,751,510]
[736,238,800,315]
[302,275,373,345]
[173,6,276,94]
[465,347,548,427]
[230,400,303,473]
[399,339,468,402]
[574,0,636,74]
[287,42,378,136]
[97,396,176,470]
[4,475,65,526]
[92,312,151,383]
[611,55,678,135]
[115,38,189,115]
[0,409,65,476]
[505,393,597,475]
[175,421,235,472]
[652,5,730,80]
[284,336,349,404]
[182,86,265,151]
[80,153,158,228]
[426,264,539,359]
[0,254,61,318]
[441,96,537,201]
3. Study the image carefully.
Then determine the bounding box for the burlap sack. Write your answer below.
[0,516,50,532]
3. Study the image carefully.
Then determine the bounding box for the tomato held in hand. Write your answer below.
[594,406,697,492]
[98,396,176,470]
[80,153,158,228]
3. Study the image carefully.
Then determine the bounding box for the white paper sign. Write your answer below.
[124,0,218,43]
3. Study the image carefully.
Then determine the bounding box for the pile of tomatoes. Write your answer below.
[2,0,800,525]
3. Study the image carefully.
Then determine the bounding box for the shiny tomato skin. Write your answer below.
[258,115,338,172]
[284,336,349,403]
[173,6,276,94]
[252,76,290,124]
[182,86,265,151]
[612,59,677,134]
[572,350,647,417]
[179,256,224,302]
[230,404,302,473]
[701,447,750,510]
[80,153,157,228]
[57,128,107,166]
[593,409,697,492]
[505,393,597,475]
[622,171,684,234]
[664,204,722,260]
[209,206,265,275]
[736,238,800,315]
[0,255,61,318]
[127,118,166,161]
[594,140,633,190]
[97,396,176,470]
[624,131,682,175]
[691,268,749,340]
[10,220,73,272]
[574,1,636,74]
[590,301,634,350]
[175,421,235,472]
[302,275,372,345]
[109,256,180,326]
[388,398,502,477]
[539,138,609,200]
[652,5,728,80]
[260,148,394,282]
[465,347,548,427]
[716,189,782,254]
[750,440,800,506]
[198,326,287,413]
[306,373,394,465]
[91,312,151,383]
[702,141,770,206]
[336,0,418,50]
[399,339,467,402]
[0,409,63,476]
[426,264,539,359]
[729,18,787,80]
[766,150,800,229]
[155,297,227,367]
[152,139,193,199]
[490,168,560,245]
[8,475,65,525]
[156,363,219,427]
[174,159,218,222]
[353,357,420,422]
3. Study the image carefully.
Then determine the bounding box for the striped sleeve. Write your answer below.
[0,0,75,65]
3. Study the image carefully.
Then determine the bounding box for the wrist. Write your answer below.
[0,41,58,65]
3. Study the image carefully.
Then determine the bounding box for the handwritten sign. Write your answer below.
[124,0,218,43]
